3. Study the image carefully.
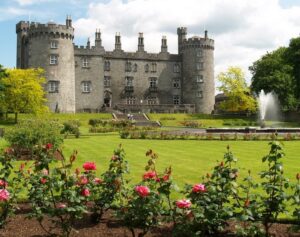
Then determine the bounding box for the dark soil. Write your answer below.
[0,205,299,237]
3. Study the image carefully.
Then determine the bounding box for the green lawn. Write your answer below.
[1,133,299,188]
[59,135,300,188]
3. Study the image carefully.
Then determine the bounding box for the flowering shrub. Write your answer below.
[119,149,175,237]
[90,145,129,223]
[19,145,95,237]
[0,147,20,228]
[4,119,63,158]
[174,145,239,236]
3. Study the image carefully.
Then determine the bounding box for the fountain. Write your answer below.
[258,90,280,127]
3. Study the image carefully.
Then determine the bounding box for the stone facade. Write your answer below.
[16,17,215,113]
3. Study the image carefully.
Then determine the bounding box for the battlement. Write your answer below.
[24,21,74,39]
[16,21,30,33]
[181,36,214,50]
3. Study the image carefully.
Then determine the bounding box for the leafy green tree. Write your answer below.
[218,66,257,113]
[1,68,48,123]
[285,37,300,100]
[250,47,297,110]
[0,65,8,118]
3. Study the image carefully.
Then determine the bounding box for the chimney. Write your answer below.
[138,32,144,51]
[87,37,90,48]
[161,36,168,53]
[95,29,102,48]
[115,32,121,50]
[66,15,72,28]
[204,30,208,39]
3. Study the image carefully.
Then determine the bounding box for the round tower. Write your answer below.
[26,17,76,113]
[179,29,215,114]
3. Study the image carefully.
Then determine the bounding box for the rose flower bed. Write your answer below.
[0,141,299,236]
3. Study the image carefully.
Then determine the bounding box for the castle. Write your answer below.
[16,17,215,114]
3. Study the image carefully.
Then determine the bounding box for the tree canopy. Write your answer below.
[1,68,48,122]
[218,66,257,113]
[250,37,300,111]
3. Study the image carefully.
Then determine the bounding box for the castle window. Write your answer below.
[196,49,203,57]
[50,41,58,49]
[49,55,58,65]
[145,64,149,73]
[196,62,204,71]
[173,64,180,73]
[151,63,157,73]
[133,63,138,72]
[82,58,89,68]
[82,81,91,93]
[104,61,110,71]
[126,96,136,105]
[104,76,111,87]
[125,76,133,86]
[173,95,180,105]
[173,78,180,88]
[48,81,59,93]
[196,75,204,83]
[125,61,132,72]
[196,91,203,98]
[149,77,157,88]
[147,97,157,105]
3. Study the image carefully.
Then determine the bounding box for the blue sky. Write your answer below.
[1,0,300,82]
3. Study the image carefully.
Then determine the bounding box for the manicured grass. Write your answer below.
[1,134,299,188]
[59,135,300,188]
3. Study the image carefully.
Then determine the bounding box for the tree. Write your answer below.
[250,47,297,111]
[285,37,300,100]
[2,68,48,123]
[0,65,8,118]
[218,66,257,113]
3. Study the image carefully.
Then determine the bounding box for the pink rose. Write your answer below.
[40,178,47,184]
[81,188,90,197]
[135,185,150,197]
[0,189,10,201]
[83,162,96,171]
[0,180,8,188]
[93,178,103,184]
[192,184,206,193]
[79,176,88,185]
[143,171,156,180]
[176,199,191,209]
[57,203,67,208]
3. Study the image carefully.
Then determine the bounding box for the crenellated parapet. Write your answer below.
[26,22,74,40]
[181,37,214,50]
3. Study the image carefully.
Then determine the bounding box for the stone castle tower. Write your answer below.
[16,17,215,114]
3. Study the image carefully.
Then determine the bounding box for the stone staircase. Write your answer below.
[113,113,160,127]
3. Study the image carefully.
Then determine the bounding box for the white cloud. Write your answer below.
[0,7,32,21]
[72,0,300,91]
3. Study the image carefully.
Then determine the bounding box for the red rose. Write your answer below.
[45,143,53,150]
[143,171,156,180]
[0,180,8,188]
[40,178,47,184]
[192,184,206,193]
[163,174,170,181]
[81,188,90,197]
[135,185,150,197]
[83,162,96,171]
[176,199,191,209]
